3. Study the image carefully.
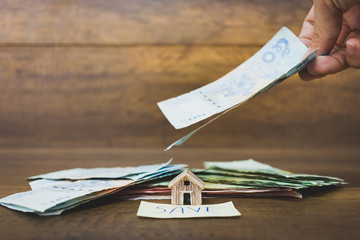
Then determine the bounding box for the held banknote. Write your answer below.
[158,27,319,150]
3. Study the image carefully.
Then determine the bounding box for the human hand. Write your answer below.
[298,0,360,80]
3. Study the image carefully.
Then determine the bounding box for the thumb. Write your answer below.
[346,38,360,68]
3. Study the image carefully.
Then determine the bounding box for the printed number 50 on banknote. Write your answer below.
[158,27,312,130]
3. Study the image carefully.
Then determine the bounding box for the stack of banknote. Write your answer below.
[0,159,345,216]
[158,27,320,150]
[117,159,345,200]
[0,160,187,216]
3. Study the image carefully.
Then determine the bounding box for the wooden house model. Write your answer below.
[168,168,205,205]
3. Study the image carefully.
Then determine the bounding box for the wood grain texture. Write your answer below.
[0,46,359,148]
[0,148,359,240]
[1,1,359,239]
[0,0,312,45]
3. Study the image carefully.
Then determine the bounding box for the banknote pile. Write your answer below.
[0,159,345,216]
[118,159,345,200]
[0,160,187,216]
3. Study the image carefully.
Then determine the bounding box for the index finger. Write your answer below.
[311,0,359,54]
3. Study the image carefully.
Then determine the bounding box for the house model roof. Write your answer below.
[168,168,205,189]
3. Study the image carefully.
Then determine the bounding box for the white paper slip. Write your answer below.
[158,27,310,130]
[137,201,241,219]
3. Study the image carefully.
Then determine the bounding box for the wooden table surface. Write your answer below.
[1,0,360,239]
[0,148,359,240]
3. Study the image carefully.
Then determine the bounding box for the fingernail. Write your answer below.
[346,41,356,56]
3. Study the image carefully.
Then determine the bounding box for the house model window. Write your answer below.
[168,168,205,205]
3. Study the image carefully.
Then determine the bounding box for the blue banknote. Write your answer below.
[158,27,319,150]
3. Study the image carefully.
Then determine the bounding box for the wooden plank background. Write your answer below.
[0,0,359,149]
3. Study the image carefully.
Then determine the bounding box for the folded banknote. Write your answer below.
[0,161,187,216]
[158,27,319,150]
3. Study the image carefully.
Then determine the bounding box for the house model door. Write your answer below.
[183,193,191,205]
